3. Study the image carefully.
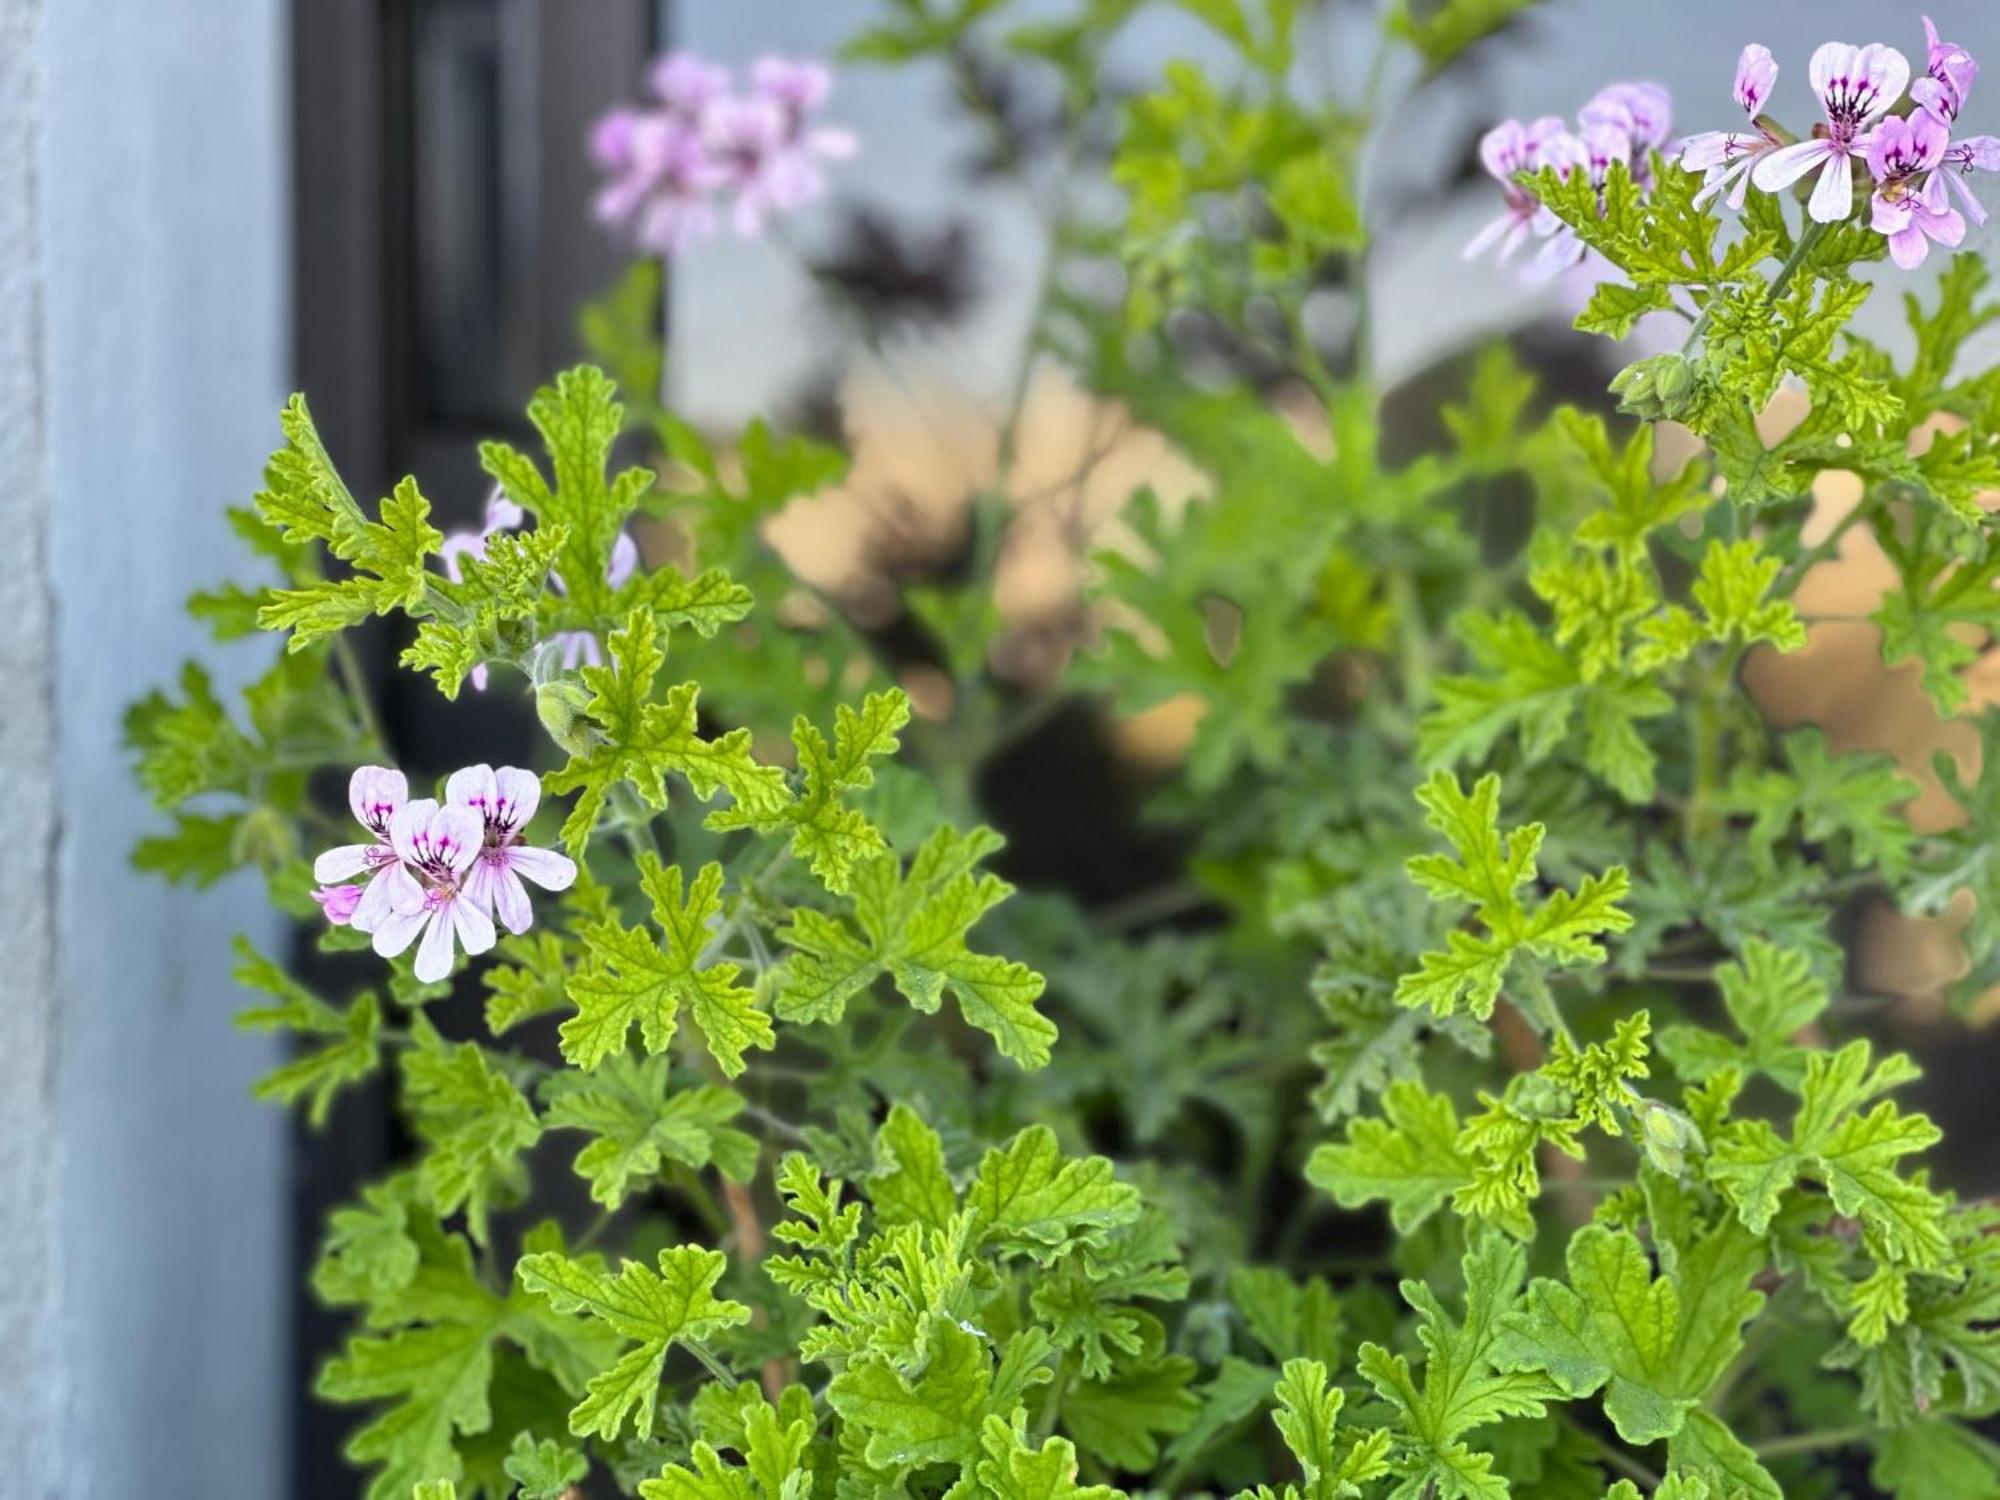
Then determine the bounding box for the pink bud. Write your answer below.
[313,883,365,926]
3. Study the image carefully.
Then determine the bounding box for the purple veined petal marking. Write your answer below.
[1868,110,1951,188]
[312,842,375,883]
[1675,45,1782,214]
[346,765,408,840]
[313,767,415,930]
[1807,41,1912,145]
[1872,176,1966,268]
[1467,116,1583,269]
[1579,120,1634,188]
[1868,108,1982,261]
[446,763,542,843]
[389,800,481,883]
[1734,44,1779,120]
[445,763,575,934]
[1913,15,1978,123]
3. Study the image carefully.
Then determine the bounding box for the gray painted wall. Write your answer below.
[0,0,64,1492]
[3,1,291,1495]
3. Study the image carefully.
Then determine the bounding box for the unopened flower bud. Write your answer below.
[1610,354,1695,420]
[1636,1098,1706,1177]
[535,679,596,757]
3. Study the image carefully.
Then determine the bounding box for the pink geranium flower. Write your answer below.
[1869,111,1965,268]
[445,764,577,934]
[589,52,855,254]
[368,800,496,983]
[1580,81,1672,185]
[705,58,857,237]
[1680,44,1784,210]
[650,51,731,120]
[312,766,422,934]
[595,114,729,255]
[1912,15,1978,123]
[1463,116,1577,265]
[1753,41,1911,223]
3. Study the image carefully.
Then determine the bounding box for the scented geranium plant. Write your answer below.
[130,3,2000,1498]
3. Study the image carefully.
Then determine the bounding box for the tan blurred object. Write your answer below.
[761,359,1206,742]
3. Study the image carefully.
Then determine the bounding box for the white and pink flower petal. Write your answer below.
[451,892,498,959]
[1735,45,1778,119]
[1752,139,1835,193]
[347,766,408,838]
[492,767,542,833]
[414,905,460,984]
[313,843,375,883]
[506,844,578,892]
[352,861,423,935]
[370,901,430,960]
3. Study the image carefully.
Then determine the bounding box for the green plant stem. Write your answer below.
[687,1343,740,1390]
[1516,966,1578,1050]
[1683,649,1735,841]
[1387,568,1433,712]
[1681,218,1831,358]
[573,1208,615,1252]
[331,633,387,751]
[1035,1354,1073,1443]
[1753,1425,1875,1459]
[1767,218,1833,303]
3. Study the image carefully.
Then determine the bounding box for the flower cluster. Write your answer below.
[590,52,856,254]
[1680,21,2000,268]
[438,488,638,691]
[311,764,576,982]
[1466,81,1673,282]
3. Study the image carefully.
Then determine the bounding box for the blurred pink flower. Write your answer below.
[588,52,855,252]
